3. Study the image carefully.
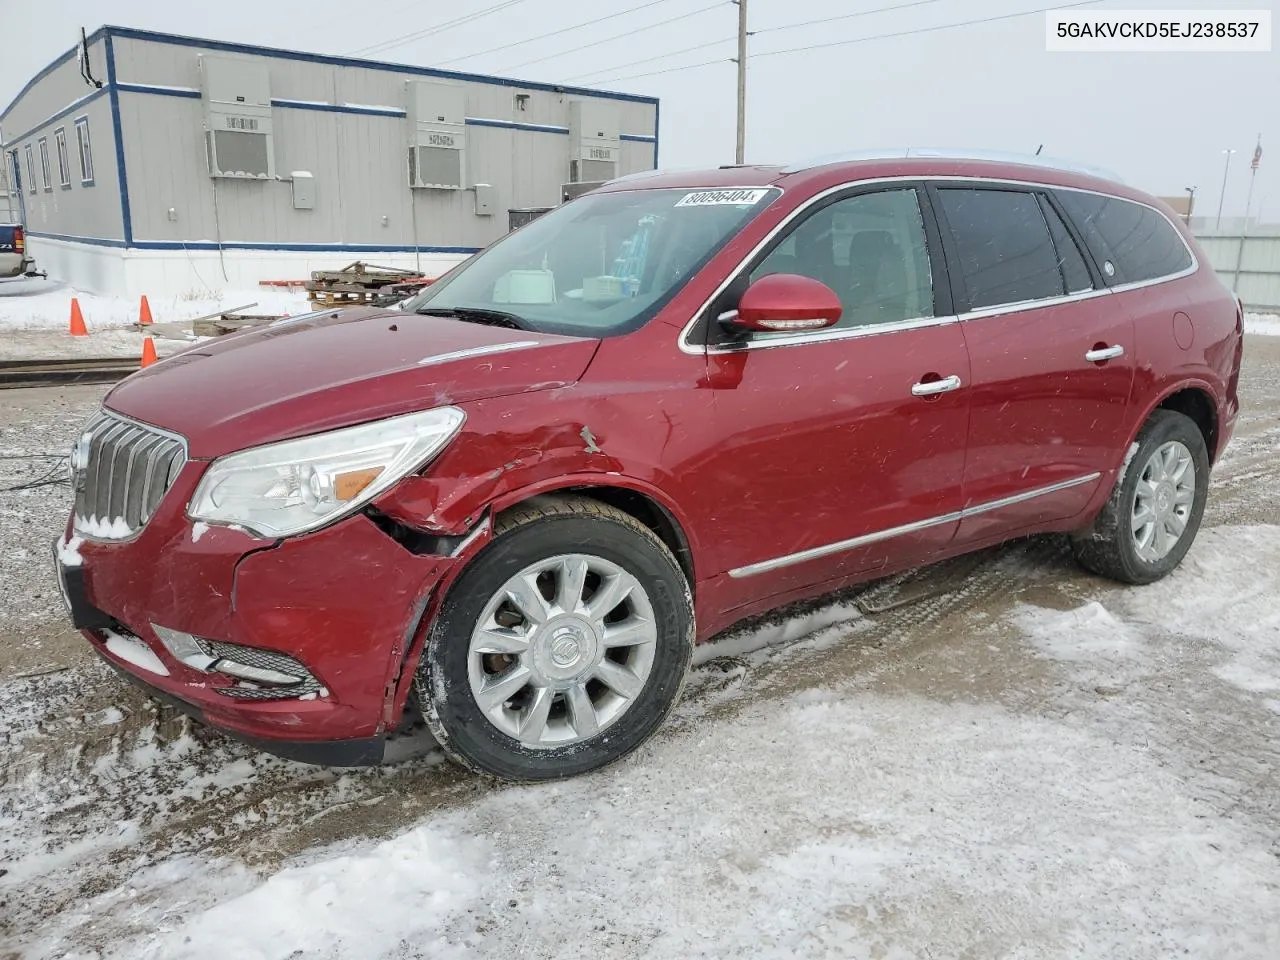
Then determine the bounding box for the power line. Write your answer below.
[588,56,731,86]
[755,0,954,37]
[755,0,1105,60]
[562,36,734,82]
[502,2,729,71]
[348,0,531,57]
[569,0,962,83]
[431,0,685,68]
[584,0,1105,85]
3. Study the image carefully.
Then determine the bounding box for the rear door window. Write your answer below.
[749,187,935,330]
[1039,197,1094,294]
[1055,191,1193,285]
[935,188,1064,310]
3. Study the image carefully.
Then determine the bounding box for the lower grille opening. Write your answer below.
[205,639,325,701]
[150,624,325,701]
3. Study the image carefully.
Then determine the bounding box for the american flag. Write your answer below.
[1253,139,1263,171]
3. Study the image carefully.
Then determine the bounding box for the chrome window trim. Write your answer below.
[709,313,961,353]
[727,472,1101,578]
[957,286,1111,321]
[677,175,1198,356]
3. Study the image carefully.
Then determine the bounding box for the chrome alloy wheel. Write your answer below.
[467,554,658,748]
[1131,439,1197,563]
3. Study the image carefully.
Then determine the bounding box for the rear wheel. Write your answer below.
[1071,409,1209,584]
[417,497,693,780]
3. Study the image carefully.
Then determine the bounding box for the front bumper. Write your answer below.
[60,463,461,763]
[105,659,387,765]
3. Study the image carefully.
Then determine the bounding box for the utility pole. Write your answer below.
[1184,185,1197,224]
[1215,148,1237,230]
[734,0,747,164]
[1231,135,1262,293]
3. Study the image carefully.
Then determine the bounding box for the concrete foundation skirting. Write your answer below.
[25,234,472,296]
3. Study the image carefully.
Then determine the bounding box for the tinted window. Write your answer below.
[937,189,1064,310]
[1040,198,1094,294]
[1056,192,1192,284]
[750,188,934,329]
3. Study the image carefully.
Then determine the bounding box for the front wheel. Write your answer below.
[1071,409,1210,584]
[417,496,693,780]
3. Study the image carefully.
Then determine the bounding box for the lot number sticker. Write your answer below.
[675,188,770,207]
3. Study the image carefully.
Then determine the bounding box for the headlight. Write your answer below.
[188,407,465,538]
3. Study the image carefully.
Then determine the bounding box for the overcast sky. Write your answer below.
[3,0,1276,218]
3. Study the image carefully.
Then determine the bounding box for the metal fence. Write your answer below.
[1193,226,1280,312]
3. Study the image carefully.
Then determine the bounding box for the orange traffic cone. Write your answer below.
[140,336,158,368]
[138,295,153,326]
[69,298,88,337]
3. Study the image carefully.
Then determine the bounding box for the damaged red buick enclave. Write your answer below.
[54,151,1243,780]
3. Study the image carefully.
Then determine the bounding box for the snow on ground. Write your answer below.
[0,277,310,359]
[1244,312,1280,336]
[4,341,1280,958]
[0,277,309,332]
[14,523,1280,960]
[115,668,1280,960]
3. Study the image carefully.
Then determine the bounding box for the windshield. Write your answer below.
[403,187,781,337]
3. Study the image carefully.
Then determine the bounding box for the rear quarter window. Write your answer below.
[1055,191,1193,285]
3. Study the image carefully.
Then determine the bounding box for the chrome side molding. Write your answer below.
[728,472,1102,578]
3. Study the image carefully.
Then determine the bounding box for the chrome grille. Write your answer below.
[72,411,186,540]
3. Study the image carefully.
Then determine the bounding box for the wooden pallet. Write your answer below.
[305,262,433,307]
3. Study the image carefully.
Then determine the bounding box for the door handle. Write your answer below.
[911,374,962,397]
[1085,344,1125,363]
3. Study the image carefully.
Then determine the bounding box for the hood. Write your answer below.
[105,308,599,458]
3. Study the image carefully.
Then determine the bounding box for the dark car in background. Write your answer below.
[0,223,35,278]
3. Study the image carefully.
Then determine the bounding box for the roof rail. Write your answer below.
[605,168,676,185]
[781,148,1123,183]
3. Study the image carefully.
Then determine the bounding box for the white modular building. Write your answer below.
[0,26,659,295]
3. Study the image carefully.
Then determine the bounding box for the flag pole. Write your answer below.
[1231,135,1262,294]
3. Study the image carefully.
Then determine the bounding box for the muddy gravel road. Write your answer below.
[2,337,1279,959]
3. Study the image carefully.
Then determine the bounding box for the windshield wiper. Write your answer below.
[416,306,530,331]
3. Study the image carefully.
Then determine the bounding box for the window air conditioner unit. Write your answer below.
[200,55,275,179]
[569,100,620,184]
[407,81,466,190]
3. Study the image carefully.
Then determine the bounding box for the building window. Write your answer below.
[38,138,52,192]
[74,117,94,185]
[24,144,35,195]
[54,127,71,189]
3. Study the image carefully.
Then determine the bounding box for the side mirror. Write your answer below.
[726,273,843,333]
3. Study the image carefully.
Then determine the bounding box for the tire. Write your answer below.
[416,496,694,781]
[1071,409,1210,585]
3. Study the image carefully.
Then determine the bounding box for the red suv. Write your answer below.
[55,151,1243,780]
